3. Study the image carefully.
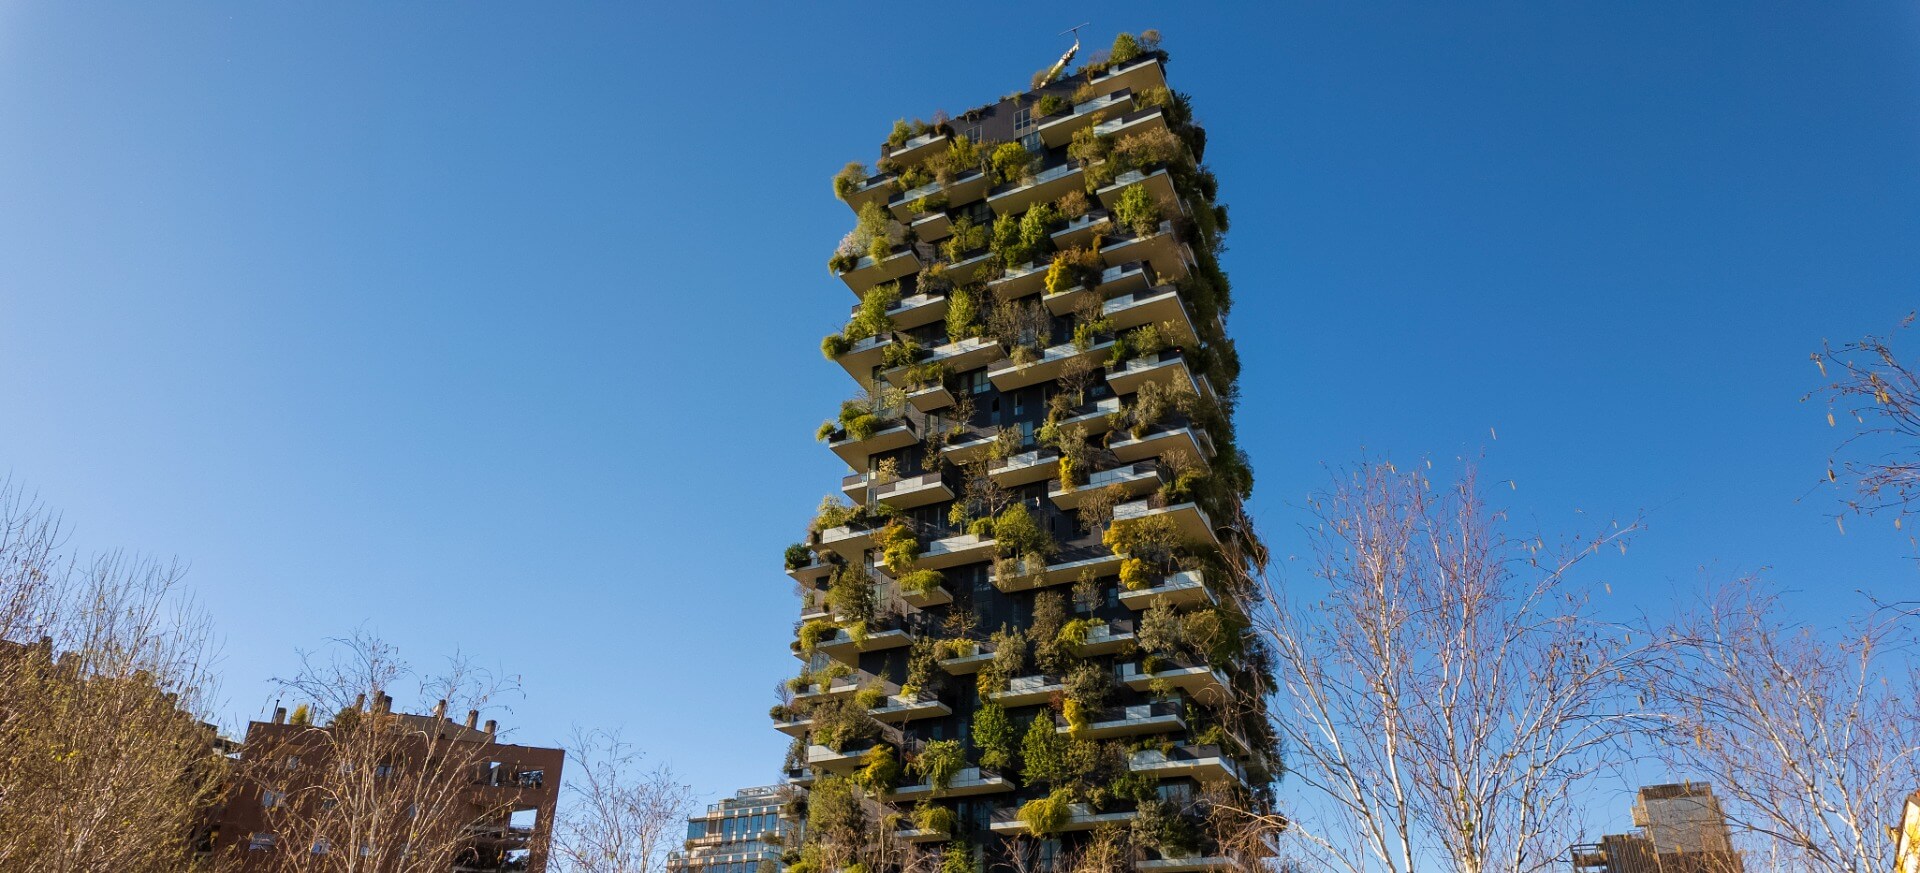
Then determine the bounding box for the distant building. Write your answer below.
[211,695,562,872]
[1897,790,1920,873]
[1571,782,1744,873]
[667,784,801,873]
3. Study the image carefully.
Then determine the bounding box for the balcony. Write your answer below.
[1129,744,1246,784]
[772,710,812,738]
[906,382,955,412]
[1105,351,1200,398]
[885,767,1015,801]
[784,553,835,585]
[989,549,1123,593]
[827,419,917,468]
[988,162,1084,216]
[842,172,896,213]
[894,826,951,844]
[882,130,950,167]
[881,337,1003,387]
[901,575,953,608]
[943,248,1000,285]
[841,471,870,504]
[988,260,1050,301]
[987,447,1060,487]
[814,524,881,561]
[988,340,1114,391]
[1135,858,1234,873]
[783,766,815,787]
[1053,397,1123,436]
[832,332,896,383]
[1096,260,1154,295]
[1090,107,1173,151]
[817,624,914,665]
[1049,462,1165,509]
[1057,701,1185,738]
[936,642,995,675]
[871,692,952,722]
[1087,56,1167,103]
[910,210,953,243]
[856,291,948,332]
[1110,424,1216,467]
[1114,500,1219,547]
[837,246,923,296]
[1096,168,1182,216]
[1103,286,1198,344]
[1099,220,1190,282]
[869,471,954,510]
[790,673,870,704]
[989,673,1066,706]
[940,428,997,464]
[1120,659,1231,702]
[1051,210,1113,250]
[1120,570,1217,611]
[990,803,1137,834]
[807,743,877,774]
[1068,618,1136,656]
[888,168,990,221]
[916,531,996,570]
[1037,87,1137,147]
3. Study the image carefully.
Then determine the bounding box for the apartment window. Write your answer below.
[311,839,331,856]
[261,789,287,809]
[320,797,338,810]
[1106,585,1120,608]
[283,755,300,770]
[964,125,981,143]
[967,370,991,395]
[688,821,708,840]
[248,832,277,851]
[1013,107,1032,131]
[374,763,395,778]
[516,768,545,788]
[1020,131,1043,152]
[1038,838,1061,872]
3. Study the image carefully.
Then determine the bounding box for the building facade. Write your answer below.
[781,30,1277,873]
[1898,790,1919,873]
[211,697,562,872]
[669,785,804,873]
[1571,783,1744,873]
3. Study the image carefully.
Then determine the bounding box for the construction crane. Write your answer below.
[1039,23,1089,86]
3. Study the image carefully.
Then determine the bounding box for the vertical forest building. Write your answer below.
[778,30,1278,873]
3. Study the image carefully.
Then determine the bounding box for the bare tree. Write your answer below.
[1650,579,1920,873]
[0,483,227,872]
[1809,312,1920,524]
[235,631,537,872]
[1248,460,1650,873]
[551,728,697,873]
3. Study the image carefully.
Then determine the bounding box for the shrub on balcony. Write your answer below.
[770,703,798,723]
[899,568,946,597]
[784,543,814,571]
[853,681,888,710]
[834,161,872,201]
[971,702,1017,773]
[820,333,853,359]
[887,119,917,148]
[853,744,901,793]
[1103,513,1185,560]
[1068,125,1113,167]
[1112,183,1162,237]
[1114,126,1188,172]
[1018,793,1071,836]
[913,801,955,835]
[1021,717,1070,787]
[989,141,1037,187]
[811,699,872,752]
[943,216,989,263]
[875,522,920,575]
[1071,318,1111,352]
[939,842,973,873]
[909,193,950,215]
[798,619,836,653]
[827,563,876,626]
[1109,32,1142,64]
[1056,617,1095,648]
[901,361,949,392]
[992,503,1056,559]
[827,251,861,274]
[811,496,857,532]
[1119,557,1152,590]
[1056,189,1092,219]
[913,738,966,792]
[1045,246,1102,296]
[1035,93,1069,117]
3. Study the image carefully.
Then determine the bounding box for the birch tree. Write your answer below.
[552,728,697,873]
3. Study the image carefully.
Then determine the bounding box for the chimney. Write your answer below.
[465,709,479,729]
[353,693,366,712]
[483,719,497,739]
[272,706,287,725]
[372,692,392,714]
[433,699,448,721]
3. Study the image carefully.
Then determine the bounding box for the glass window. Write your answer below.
[1020,131,1043,152]
[688,821,707,840]
[1013,108,1032,131]
[248,832,277,851]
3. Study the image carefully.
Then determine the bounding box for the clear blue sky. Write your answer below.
[2,1,1915,816]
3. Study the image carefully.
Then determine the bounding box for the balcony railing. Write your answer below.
[1057,701,1185,737]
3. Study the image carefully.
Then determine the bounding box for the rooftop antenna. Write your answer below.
[1042,23,1089,86]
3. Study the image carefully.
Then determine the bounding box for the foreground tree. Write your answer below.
[0,485,227,872]
[1810,312,1920,525]
[233,631,532,872]
[1247,461,1648,873]
[1651,580,1920,873]
[551,728,697,873]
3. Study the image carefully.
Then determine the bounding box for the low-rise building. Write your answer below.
[1571,782,1744,873]
[668,784,802,873]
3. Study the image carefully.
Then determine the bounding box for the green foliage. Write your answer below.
[992,503,1056,558]
[1021,714,1070,786]
[947,134,982,171]
[811,496,856,531]
[798,619,836,653]
[972,702,1017,773]
[1119,556,1152,590]
[913,738,966,792]
[990,141,1037,186]
[834,161,871,200]
[875,521,920,575]
[1103,513,1185,560]
[807,774,865,839]
[820,333,852,359]
[943,216,989,261]
[887,119,914,148]
[846,283,900,341]
[1071,317,1110,351]
[1035,93,1069,117]
[902,636,940,699]
[785,543,815,571]
[1057,617,1094,647]
[288,704,311,727]
[1029,590,1069,672]
[940,841,973,873]
[1110,32,1143,64]
[1045,246,1102,296]
[914,801,956,834]
[898,568,946,596]
[811,697,879,752]
[853,681,888,710]
[945,287,981,340]
[853,744,902,793]
[826,562,875,625]
[828,251,861,274]
[1017,789,1073,836]
[1113,183,1162,237]
[1068,125,1112,167]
